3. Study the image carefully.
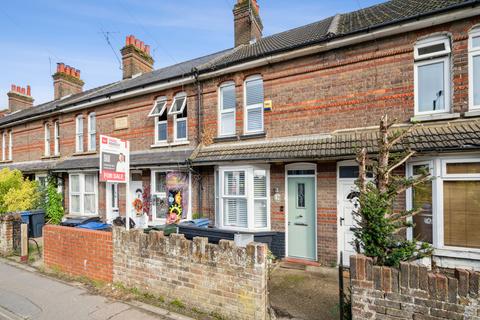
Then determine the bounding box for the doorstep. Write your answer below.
[283,257,321,267]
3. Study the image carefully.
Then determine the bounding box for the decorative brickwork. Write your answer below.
[350,254,480,319]
[113,227,268,320]
[43,225,113,282]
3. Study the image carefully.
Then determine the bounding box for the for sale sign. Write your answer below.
[99,135,129,183]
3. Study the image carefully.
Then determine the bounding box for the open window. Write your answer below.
[149,97,167,117]
[168,93,187,116]
[414,35,451,115]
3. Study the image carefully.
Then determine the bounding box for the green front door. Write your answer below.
[288,177,316,260]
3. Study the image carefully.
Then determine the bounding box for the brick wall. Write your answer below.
[43,225,113,282]
[350,255,480,319]
[0,216,20,256]
[113,227,268,320]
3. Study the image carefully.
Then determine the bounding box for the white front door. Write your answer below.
[338,180,359,266]
[105,182,119,223]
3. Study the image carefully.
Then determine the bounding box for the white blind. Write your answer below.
[247,108,263,132]
[221,84,236,110]
[224,198,248,227]
[246,78,264,106]
[220,112,235,136]
[224,171,245,196]
[254,170,267,228]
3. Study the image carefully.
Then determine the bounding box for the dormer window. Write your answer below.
[149,97,168,144]
[414,35,451,115]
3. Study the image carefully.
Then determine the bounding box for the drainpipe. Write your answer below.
[193,68,203,217]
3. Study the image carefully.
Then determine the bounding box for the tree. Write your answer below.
[0,168,40,214]
[354,114,432,267]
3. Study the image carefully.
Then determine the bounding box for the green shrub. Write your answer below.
[0,168,40,214]
[44,176,64,225]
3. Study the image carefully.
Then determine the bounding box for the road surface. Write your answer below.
[0,260,175,320]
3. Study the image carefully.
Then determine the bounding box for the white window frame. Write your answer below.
[87,112,96,151]
[69,172,98,216]
[216,165,271,231]
[407,155,480,256]
[8,131,12,161]
[54,121,60,156]
[149,97,167,117]
[44,123,50,157]
[218,81,236,137]
[168,93,187,115]
[75,115,84,153]
[414,57,451,116]
[414,36,451,116]
[243,75,264,134]
[468,27,480,110]
[152,97,168,144]
[171,93,188,142]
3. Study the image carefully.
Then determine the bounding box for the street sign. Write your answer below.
[99,135,129,183]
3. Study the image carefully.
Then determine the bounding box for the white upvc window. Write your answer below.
[218,82,236,137]
[44,123,50,157]
[1,132,5,161]
[217,165,270,231]
[149,97,168,144]
[54,121,60,156]
[469,27,480,109]
[414,36,451,115]
[87,112,96,151]
[75,115,84,153]
[8,131,12,161]
[169,93,187,141]
[69,172,98,215]
[244,75,264,134]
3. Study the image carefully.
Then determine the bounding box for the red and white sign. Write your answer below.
[99,135,129,183]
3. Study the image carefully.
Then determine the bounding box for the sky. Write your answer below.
[0,0,384,107]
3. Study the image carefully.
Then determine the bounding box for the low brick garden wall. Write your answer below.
[43,225,113,282]
[350,254,480,319]
[0,215,20,256]
[113,227,269,320]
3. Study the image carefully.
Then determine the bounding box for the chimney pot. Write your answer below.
[7,84,34,111]
[145,45,150,55]
[21,88,25,95]
[10,84,15,92]
[27,85,31,96]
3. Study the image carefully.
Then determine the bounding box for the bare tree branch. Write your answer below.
[387,150,416,176]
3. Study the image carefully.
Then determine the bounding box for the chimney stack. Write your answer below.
[52,63,84,100]
[7,84,34,112]
[233,0,263,47]
[121,35,154,79]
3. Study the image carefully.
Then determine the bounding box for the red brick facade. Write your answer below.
[43,225,113,282]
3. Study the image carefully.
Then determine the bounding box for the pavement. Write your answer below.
[0,260,192,320]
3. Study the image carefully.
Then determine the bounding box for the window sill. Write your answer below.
[0,160,12,164]
[151,141,190,148]
[72,151,97,156]
[214,136,239,143]
[410,113,460,123]
[464,109,480,118]
[239,132,266,140]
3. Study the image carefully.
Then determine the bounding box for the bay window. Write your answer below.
[244,75,264,134]
[69,173,98,215]
[148,97,168,144]
[414,36,451,115]
[75,115,83,152]
[169,93,187,141]
[218,82,236,137]
[87,113,96,151]
[469,27,480,109]
[217,165,270,230]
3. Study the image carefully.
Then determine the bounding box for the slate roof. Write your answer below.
[0,160,60,172]
[1,0,478,127]
[191,120,480,163]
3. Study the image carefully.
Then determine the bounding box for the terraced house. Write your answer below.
[2,0,480,269]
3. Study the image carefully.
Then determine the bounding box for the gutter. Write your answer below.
[1,4,480,128]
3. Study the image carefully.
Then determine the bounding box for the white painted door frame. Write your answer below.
[284,162,318,261]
